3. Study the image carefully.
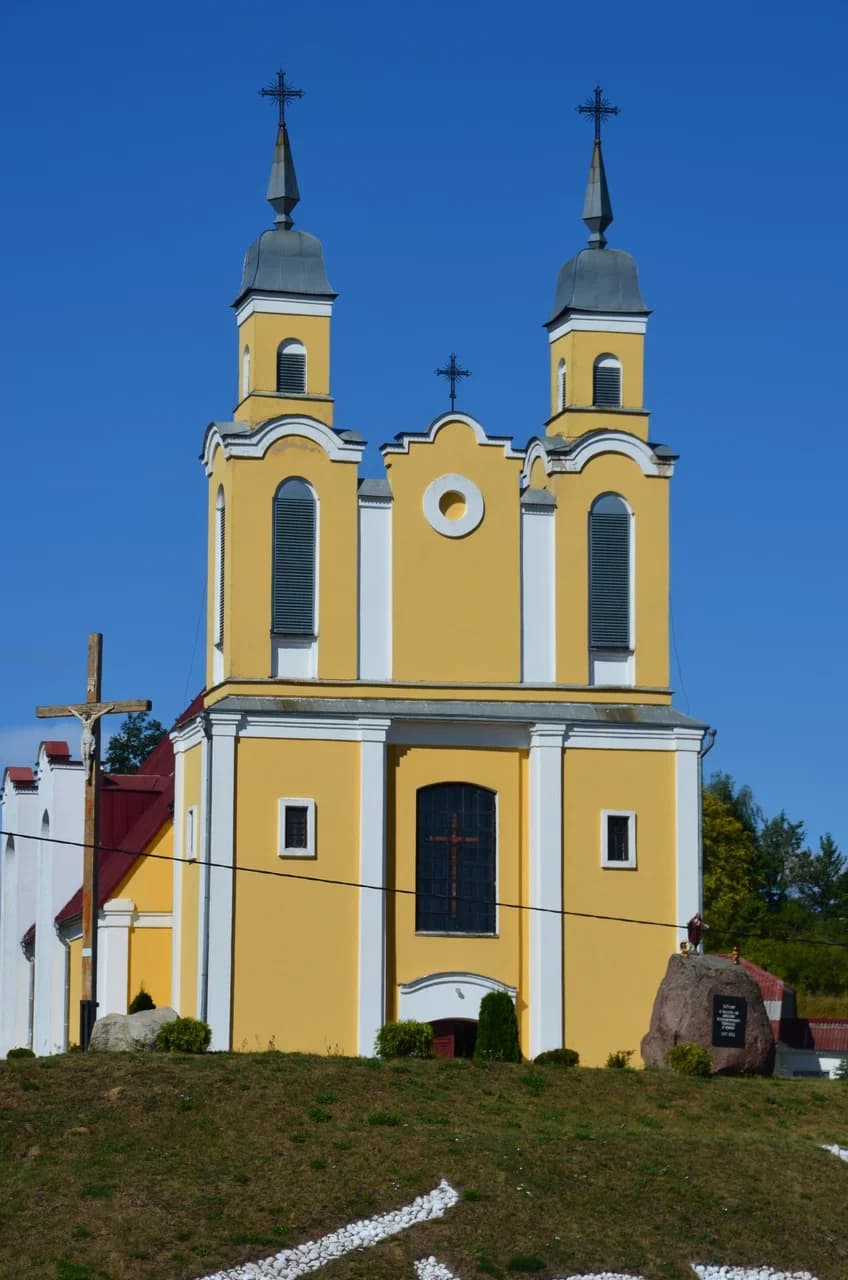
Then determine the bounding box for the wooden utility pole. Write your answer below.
[36,634,151,1049]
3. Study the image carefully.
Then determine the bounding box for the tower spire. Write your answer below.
[259,69,304,229]
[576,85,619,249]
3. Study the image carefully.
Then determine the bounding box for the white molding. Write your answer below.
[202,415,364,475]
[277,797,316,858]
[358,495,393,679]
[184,804,198,862]
[358,727,389,1054]
[564,725,703,752]
[235,293,335,323]
[206,719,237,1050]
[675,745,702,949]
[133,912,172,928]
[272,635,318,679]
[520,439,552,486]
[398,971,517,1024]
[423,473,485,538]
[382,412,522,460]
[521,501,556,682]
[528,724,565,1059]
[171,718,206,754]
[562,431,671,478]
[171,743,184,1011]
[601,810,637,869]
[547,311,648,342]
[387,720,529,749]
[196,730,210,1021]
[590,650,635,688]
[240,715,394,743]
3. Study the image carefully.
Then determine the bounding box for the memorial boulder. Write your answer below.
[641,953,775,1075]
[89,1006,178,1052]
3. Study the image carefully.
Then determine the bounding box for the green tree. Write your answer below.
[756,811,805,914]
[104,712,166,774]
[702,778,760,947]
[792,834,847,918]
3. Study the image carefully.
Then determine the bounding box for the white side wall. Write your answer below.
[0,786,39,1055]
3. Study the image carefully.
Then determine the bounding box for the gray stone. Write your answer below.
[89,1006,178,1052]
[641,954,775,1075]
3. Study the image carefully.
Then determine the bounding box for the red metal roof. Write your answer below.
[42,741,71,760]
[779,1018,848,1053]
[4,766,36,788]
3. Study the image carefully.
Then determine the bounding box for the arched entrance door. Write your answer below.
[430,1018,477,1059]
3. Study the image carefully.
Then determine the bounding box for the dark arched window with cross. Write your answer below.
[416,783,496,934]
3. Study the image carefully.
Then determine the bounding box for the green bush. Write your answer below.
[375,1020,433,1059]
[835,1057,848,1081]
[128,986,156,1015]
[605,1048,634,1069]
[666,1042,712,1077]
[474,991,521,1063]
[533,1047,579,1068]
[6,1046,35,1059]
[155,1017,211,1054]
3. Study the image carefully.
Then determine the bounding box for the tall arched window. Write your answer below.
[213,487,225,649]
[589,494,631,650]
[416,783,496,934]
[272,478,317,635]
[277,339,307,394]
[593,354,622,407]
[557,359,567,412]
[241,346,250,400]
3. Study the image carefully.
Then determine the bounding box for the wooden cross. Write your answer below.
[431,814,478,918]
[36,633,151,1049]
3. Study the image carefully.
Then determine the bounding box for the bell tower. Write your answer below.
[233,70,337,428]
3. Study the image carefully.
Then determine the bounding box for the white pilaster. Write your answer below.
[357,720,391,1055]
[528,724,566,1059]
[170,744,185,1012]
[205,713,240,1051]
[358,493,393,680]
[33,821,61,1055]
[97,898,135,1016]
[520,495,556,683]
[675,733,704,949]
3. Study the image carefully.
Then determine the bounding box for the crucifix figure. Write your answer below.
[259,68,304,126]
[36,634,151,1049]
[431,813,478,919]
[576,84,620,142]
[435,353,471,411]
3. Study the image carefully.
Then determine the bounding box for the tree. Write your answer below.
[701,781,760,947]
[104,712,166,774]
[756,811,805,914]
[792,834,847,918]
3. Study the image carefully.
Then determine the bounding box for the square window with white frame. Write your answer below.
[601,810,636,869]
[278,797,316,858]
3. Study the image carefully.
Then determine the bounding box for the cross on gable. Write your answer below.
[576,84,620,142]
[435,353,471,411]
[259,68,304,127]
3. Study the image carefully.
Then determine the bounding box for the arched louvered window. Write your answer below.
[241,346,250,400]
[589,494,631,650]
[593,354,622,407]
[557,359,567,412]
[416,783,496,934]
[277,339,307,395]
[272,477,317,636]
[213,487,225,648]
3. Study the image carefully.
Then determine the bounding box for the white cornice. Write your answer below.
[235,293,334,323]
[382,412,523,460]
[520,431,674,485]
[548,311,648,342]
[201,415,365,475]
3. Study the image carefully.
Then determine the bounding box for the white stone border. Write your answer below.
[423,473,484,538]
[821,1142,848,1163]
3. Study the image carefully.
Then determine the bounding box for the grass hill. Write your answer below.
[1,1051,847,1280]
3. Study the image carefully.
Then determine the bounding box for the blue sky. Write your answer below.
[1,0,846,848]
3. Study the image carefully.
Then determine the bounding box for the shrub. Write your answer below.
[155,1017,211,1054]
[533,1047,579,1068]
[835,1057,848,1081]
[474,992,521,1063]
[375,1020,433,1059]
[6,1046,35,1059]
[128,986,156,1015]
[605,1048,634,1069]
[666,1042,712,1077]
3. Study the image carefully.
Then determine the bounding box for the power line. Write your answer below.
[4,825,848,952]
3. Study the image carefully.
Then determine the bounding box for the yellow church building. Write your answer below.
[165,82,708,1066]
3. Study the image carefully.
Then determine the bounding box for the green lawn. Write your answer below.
[1,1051,846,1280]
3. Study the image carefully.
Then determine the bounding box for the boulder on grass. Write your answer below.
[641,953,775,1075]
[89,1006,178,1052]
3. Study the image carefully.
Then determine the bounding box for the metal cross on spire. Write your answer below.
[576,85,620,143]
[259,68,304,127]
[435,353,471,410]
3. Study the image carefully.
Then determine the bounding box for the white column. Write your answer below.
[205,713,240,1051]
[528,724,566,1059]
[170,744,185,1012]
[520,492,556,683]
[97,899,135,1015]
[675,732,704,949]
[358,490,393,680]
[357,719,390,1055]
[33,822,60,1055]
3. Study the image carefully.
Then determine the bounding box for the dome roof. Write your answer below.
[547,247,648,327]
[235,228,336,305]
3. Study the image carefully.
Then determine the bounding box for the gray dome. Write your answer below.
[235,228,336,305]
[547,248,648,326]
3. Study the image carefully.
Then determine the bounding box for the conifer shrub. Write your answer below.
[605,1048,634,1069]
[835,1057,848,1082]
[375,1020,433,1059]
[6,1046,35,1059]
[474,992,521,1063]
[666,1042,712,1077]
[155,1017,211,1054]
[128,986,156,1015]
[533,1047,580,1068]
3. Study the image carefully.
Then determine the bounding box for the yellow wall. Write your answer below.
[232,737,360,1053]
[128,928,172,1010]
[549,329,647,437]
[179,744,202,1018]
[563,748,676,1066]
[234,312,333,427]
[67,937,81,1046]
[112,821,174,1009]
[386,421,523,683]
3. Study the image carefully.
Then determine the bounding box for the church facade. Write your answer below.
[166,92,708,1067]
